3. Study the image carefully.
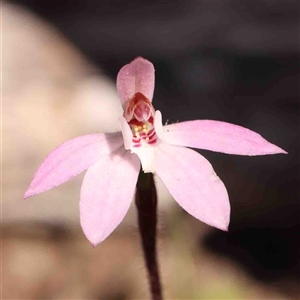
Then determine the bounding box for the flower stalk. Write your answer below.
[135,171,163,300]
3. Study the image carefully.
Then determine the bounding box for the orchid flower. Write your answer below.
[24,57,287,246]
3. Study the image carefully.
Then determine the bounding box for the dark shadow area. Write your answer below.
[203,224,299,298]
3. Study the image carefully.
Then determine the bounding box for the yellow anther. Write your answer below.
[143,128,147,133]
[146,137,149,141]
[143,124,147,129]
[134,126,139,131]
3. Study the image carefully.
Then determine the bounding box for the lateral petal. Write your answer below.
[79,149,140,246]
[117,57,155,107]
[155,143,230,231]
[163,120,287,155]
[24,133,124,198]
[119,116,133,150]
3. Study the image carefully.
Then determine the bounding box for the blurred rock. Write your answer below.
[2,2,123,225]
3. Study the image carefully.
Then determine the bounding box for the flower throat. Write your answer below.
[124,92,157,148]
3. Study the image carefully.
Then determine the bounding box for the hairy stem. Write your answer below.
[135,172,163,300]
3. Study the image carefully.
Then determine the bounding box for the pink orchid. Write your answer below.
[24,57,287,246]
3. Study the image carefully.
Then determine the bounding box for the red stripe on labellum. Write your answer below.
[148,139,157,145]
[148,131,156,139]
[148,128,154,136]
[132,138,141,143]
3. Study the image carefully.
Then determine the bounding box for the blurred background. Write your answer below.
[2,0,299,299]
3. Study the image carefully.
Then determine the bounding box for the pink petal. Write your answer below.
[163,120,287,155]
[119,116,133,150]
[116,57,155,107]
[24,133,124,199]
[153,110,164,139]
[155,143,230,231]
[79,149,140,246]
